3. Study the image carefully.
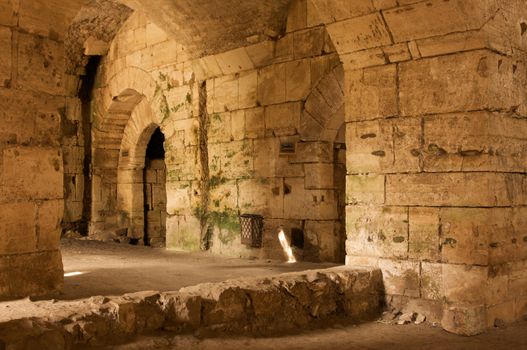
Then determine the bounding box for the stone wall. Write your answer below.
[0,0,525,335]
[0,0,92,299]
[90,10,348,263]
[305,0,527,335]
[82,0,527,333]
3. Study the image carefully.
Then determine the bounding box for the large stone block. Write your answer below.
[283,178,337,220]
[218,140,253,179]
[346,117,421,173]
[37,199,63,251]
[286,0,307,32]
[213,74,238,112]
[258,63,286,106]
[378,258,420,298]
[439,208,496,266]
[166,215,201,252]
[285,59,311,101]
[208,112,232,143]
[17,33,64,95]
[416,31,487,58]
[326,13,392,54]
[383,0,489,43]
[0,250,63,299]
[442,263,487,304]
[18,0,79,41]
[307,0,375,27]
[442,305,486,336]
[346,64,397,121]
[2,146,63,201]
[264,102,302,136]
[166,182,191,216]
[400,50,518,116]
[209,180,237,212]
[386,172,527,207]
[305,163,334,189]
[293,27,325,59]
[424,112,527,173]
[421,262,442,301]
[216,47,254,75]
[345,175,384,205]
[409,207,440,262]
[290,141,332,164]
[511,208,527,261]
[0,0,17,26]
[346,206,408,259]
[238,70,257,109]
[244,107,265,139]
[0,88,64,147]
[0,202,36,255]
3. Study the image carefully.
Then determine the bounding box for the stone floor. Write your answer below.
[86,321,527,350]
[60,238,335,300]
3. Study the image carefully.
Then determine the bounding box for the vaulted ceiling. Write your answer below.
[119,0,291,56]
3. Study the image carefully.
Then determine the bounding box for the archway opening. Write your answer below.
[334,124,346,263]
[143,127,167,247]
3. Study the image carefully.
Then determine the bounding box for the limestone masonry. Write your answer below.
[0,0,526,339]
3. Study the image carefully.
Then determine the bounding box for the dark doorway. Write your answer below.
[143,127,167,247]
[334,125,347,263]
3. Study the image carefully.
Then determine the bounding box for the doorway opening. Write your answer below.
[143,127,167,247]
[334,124,347,263]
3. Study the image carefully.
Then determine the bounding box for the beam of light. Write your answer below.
[64,271,85,277]
[278,230,296,263]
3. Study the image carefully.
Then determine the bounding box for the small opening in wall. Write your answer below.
[521,22,527,36]
[291,228,304,249]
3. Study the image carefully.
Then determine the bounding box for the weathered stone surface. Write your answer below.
[424,112,527,173]
[0,27,11,86]
[2,147,63,201]
[346,64,397,121]
[383,0,489,43]
[409,208,440,262]
[442,305,487,336]
[386,173,527,207]
[399,50,517,116]
[346,117,420,173]
[346,206,408,259]
[258,63,286,106]
[0,250,63,299]
[17,33,65,95]
[0,267,382,346]
[326,13,392,54]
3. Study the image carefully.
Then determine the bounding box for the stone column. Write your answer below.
[318,0,527,335]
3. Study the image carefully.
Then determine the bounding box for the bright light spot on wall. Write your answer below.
[64,271,85,277]
[278,230,296,263]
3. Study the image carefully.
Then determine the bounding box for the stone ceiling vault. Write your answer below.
[118,0,292,57]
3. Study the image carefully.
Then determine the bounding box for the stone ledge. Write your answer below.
[0,267,383,349]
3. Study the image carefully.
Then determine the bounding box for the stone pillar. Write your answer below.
[0,1,70,298]
[316,0,527,335]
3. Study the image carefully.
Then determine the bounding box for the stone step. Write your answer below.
[0,267,383,349]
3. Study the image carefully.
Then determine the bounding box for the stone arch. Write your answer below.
[300,64,345,142]
[117,98,166,239]
[90,67,169,237]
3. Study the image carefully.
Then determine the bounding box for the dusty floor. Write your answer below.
[87,321,527,350]
[60,238,334,300]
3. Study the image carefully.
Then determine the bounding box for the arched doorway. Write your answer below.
[143,127,167,246]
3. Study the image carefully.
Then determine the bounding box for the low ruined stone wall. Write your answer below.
[0,267,382,349]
